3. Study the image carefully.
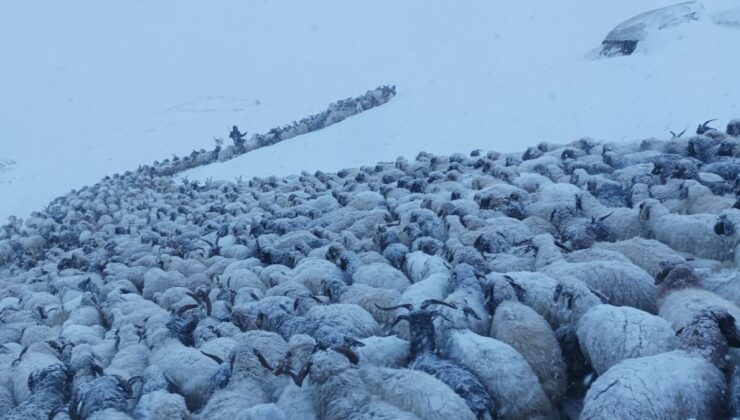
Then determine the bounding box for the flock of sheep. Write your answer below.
[1,117,740,419]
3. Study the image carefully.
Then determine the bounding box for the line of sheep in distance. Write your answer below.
[1,115,740,420]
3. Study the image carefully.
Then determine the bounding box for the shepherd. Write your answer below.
[229,125,248,153]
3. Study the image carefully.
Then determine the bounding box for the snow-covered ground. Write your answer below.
[2,1,740,221]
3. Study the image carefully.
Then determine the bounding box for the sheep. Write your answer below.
[593,237,686,277]
[3,364,70,420]
[197,334,288,419]
[532,234,657,314]
[305,349,420,420]
[133,389,189,420]
[580,307,740,420]
[638,199,737,262]
[360,367,477,420]
[483,272,560,327]
[655,263,740,332]
[702,269,740,307]
[441,329,553,420]
[380,301,494,418]
[351,262,410,292]
[70,375,142,419]
[553,278,677,376]
[488,291,567,405]
[145,318,221,411]
[676,179,737,214]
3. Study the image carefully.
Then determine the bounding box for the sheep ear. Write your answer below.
[718,314,740,348]
[638,202,650,221]
[553,284,562,302]
[714,220,726,235]
[335,347,360,365]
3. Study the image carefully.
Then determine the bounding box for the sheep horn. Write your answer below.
[253,349,274,371]
[586,286,610,304]
[48,406,69,420]
[420,299,457,310]
[292,362,312,387]
[375,303,413,312]
[176,304,199,316]
[430,310,452,322]
[506,279,526,301]
[391,315,410,327]
[463,306,482,320]
[343,336,365,348]
[554,241,571,252]
[201,351,224,364]
[126,376,146,391]
[335,347,360,365]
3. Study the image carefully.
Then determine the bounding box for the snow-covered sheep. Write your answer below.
[580,307,740,419]
[134,389,189,420]
[676,179,738,214]
[638,199,738,262]
[381,301,494,418]
[307,349,420,420]
[553,278,677,376]
[489,298,566,404]
[442,329,553,420]
[593,237,686,277]
[656,263,740,332]
[702,269,740,307]
[360,367,477,420]
[145,319,221,411]
[533,234,657,314]
[3,364,70,420]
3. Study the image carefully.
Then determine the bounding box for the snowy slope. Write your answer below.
[2,1,740,221]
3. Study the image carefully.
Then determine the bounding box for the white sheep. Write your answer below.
[489,297,566,405]
[594,237,686,277]
[308,350,420,420]
[580,307,740,419]
[656,264,740,331]
[533,234,657,314]
[133,389,190,420]
[677,179,737,214]
[554,278,677,376]
[360,367,477,420]
[484,272,560,327]
[442,329,553,420]
[146,316,221,411]
[638,199,737,262]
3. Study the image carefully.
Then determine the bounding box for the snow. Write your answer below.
[2,1,740,221]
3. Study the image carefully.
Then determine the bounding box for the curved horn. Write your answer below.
[586,286,610,303]
[391,314,410,328]
[335,347,360,364]
[420,299,457,310]
[253,349,274,371]
[200,351,224,364]
[375,303,413,312]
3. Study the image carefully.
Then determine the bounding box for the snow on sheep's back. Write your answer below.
[1,0,740,220]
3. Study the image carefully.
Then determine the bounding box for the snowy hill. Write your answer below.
[2,0,740,221]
